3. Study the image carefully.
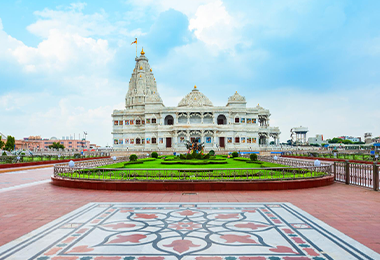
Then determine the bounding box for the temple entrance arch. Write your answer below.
[166,137,172,148]
[164,115,174,125]
[219,137,225,148]
[217,114,227,125]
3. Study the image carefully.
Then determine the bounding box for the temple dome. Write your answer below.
[178,86,213,107]
[228,91,246,102]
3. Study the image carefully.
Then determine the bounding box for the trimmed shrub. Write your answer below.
[250,153,258,161]
[203,153,210,159]
[231,151,238,158]
[160,160,227,165]
[233,157,250,161]
[209,150,215,156]
[74,153,81,158]
[195,153,203,159]
[151,152,158,158]
[180,154,186,160]
[129,154,138,161]
[124,161,143,166]
[186,153,192,159]
[139,158,156,161]
[2,151,6,156]
[246,160,263,164]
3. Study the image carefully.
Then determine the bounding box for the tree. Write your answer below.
[4,136,15,151]
[328,138,344,144]
[0,137,4,150]
[49,142,65,149]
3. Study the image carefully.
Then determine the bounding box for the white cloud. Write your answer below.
[189,0,243,50]
[8,29,114,73]
[27,6,116,38]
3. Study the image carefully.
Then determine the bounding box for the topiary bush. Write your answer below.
[209,150,215,156]
[180,154,186,160]
[250,153,258,161]
[231,151,238,158]
[195,153,203,159]
[203,153,210,159]
[129,154,138,161]
[151,152,158,158]
[2,151,6,156]
[186,153,192,159]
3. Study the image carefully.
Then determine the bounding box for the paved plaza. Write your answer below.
[0,167,379,259]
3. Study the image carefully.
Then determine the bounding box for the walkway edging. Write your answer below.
[51,175,334,191]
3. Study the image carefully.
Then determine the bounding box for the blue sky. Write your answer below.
[0,0,379,146]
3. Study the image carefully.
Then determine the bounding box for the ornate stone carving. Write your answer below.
[146,92,163,103]
[178,87,213,107]
[228,91,246,102]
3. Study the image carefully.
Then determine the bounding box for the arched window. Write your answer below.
[235,137,240,143]
[235,117,240,123]
[217,114,227,125]
[136,138,141,144]
[164,115,174,125]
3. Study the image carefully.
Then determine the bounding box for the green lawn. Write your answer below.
[98,157,286,169]
[57,157,327,181]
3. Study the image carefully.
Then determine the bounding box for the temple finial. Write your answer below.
[141,47,145,55]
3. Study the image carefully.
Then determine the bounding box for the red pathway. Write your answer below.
[0,167,379,253]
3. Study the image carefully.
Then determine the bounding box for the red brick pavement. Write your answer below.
[0,167,52,189]
[0,168,379,253]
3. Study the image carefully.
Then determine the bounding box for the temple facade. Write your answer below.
[111,49,281,151]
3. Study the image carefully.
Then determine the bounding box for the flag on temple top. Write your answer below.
[131,38,137,45]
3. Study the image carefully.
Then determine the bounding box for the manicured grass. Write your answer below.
[56,157,328,181]
[98,157,285,169]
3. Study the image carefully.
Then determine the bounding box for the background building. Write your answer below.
[111,49,281,151]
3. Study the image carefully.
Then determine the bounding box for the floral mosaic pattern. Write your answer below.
[0,203,379,260]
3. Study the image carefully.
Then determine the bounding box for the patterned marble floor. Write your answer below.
[0,203,378,260]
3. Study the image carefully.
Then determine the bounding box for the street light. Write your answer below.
[314,159,321,167]
[273,155,278,160]
[69,160,75,167]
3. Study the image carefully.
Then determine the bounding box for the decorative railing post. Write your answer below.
[345,160,350,185]
[333,162,336,180]
[373,162,379,191]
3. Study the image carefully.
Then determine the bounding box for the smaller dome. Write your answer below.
[50,137,58,140]
[228,91,246,103]
[178,87,213,107]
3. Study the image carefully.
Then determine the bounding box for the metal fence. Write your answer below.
[334,161,379,190]
[0,153,111,164]
[53,156,332,182]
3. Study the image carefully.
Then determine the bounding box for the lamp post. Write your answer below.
[68,160,75,168]
[314,159,321,167]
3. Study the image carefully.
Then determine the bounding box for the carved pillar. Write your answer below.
[174,131,178,148]
[175,112,179,124]
[213,131,217,148]
[201,114,204,124]
[187,113,190,124]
